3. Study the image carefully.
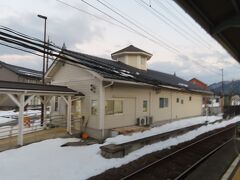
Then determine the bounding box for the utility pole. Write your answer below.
[37,14,47,84]
[221,68,224,112]
[221,68,224,96]
[38,14,47,127]
[46,37,49,71]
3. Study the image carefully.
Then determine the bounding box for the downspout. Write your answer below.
[100,81,114,139]
[171,90,173,122]
[149,91,151,117]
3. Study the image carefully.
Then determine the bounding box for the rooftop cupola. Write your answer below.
[111,45,152,70]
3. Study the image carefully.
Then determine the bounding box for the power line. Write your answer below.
[81,0,220,74]
[56,0,133,33]
[96,0,179,53]
[0,26,220,87]
[137,0,208,48]
[154,0,212,48]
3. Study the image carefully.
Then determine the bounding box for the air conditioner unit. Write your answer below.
[137,117,147,126]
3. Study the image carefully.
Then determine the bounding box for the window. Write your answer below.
[159,98,168,108]
[143,100,148,112]
[176,98,179,103]
[181,99,184,104]
[189,96,192,101]
[105,100,114,115]
[114,100,123,114]
[141,58,145,65]
[91,100,97,115]
[105,100,123,115]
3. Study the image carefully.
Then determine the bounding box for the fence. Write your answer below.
[0,113,66,140]
[223,105,240,119]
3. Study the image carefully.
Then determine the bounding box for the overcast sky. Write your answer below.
[1,0,240,85]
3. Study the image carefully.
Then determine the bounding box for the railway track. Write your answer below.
[120,125,236,180]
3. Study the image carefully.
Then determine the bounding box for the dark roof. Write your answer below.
[175,0,240,63]
[61,49,212,94]
[0,61,42,79]
[0,80,80,94]
[111,45,152,56]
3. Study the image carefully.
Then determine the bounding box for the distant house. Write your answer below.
[231,95,240,105]
[189,78,208,90]
[189,78,211,106]
[0,61,42,83]
[46,45,212,139]
[0,61,42,108]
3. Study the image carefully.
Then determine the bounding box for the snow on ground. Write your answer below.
[106,115,222,144]
[0,117,15,124]
[0,119,43,139]
[0,110,43,139]
[0,116,239,180]
[0,110,41,117]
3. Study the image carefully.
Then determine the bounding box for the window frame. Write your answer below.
[159,97,169,108]
[189,96,192,101]
[105,99,123,115]
[181,99,184,104]
[143,100,148,112]
[91,100,97,115]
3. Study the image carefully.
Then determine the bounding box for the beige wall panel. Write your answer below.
[104,84,203,129]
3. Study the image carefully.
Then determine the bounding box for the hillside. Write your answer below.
[209,80,240,95]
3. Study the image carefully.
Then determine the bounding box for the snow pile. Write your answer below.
[0,117,15,124]
[106,115,222,144]
[0,110,41,117]
[0,116,238,180]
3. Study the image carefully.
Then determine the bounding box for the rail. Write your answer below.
[121,125,236,180]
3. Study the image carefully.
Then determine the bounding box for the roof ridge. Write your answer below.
[0,60,41,73]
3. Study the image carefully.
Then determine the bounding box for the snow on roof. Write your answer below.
[61,50,212,94]
[0,61,42,79]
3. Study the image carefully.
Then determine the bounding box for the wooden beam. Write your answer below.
[61,95,68,105]
[24,95,35,106]
[17,94,24,146]
[66,96,72,134]
[7,94,20,107]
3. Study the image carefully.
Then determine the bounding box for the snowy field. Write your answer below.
[0,115,239,180]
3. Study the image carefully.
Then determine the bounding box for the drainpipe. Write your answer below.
[100,81,114,139]
[171,90,173,121]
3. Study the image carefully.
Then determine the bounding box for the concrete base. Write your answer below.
[100,123,204,158]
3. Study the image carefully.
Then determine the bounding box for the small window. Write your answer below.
[181,99,184,104]
[143,100,148,112]
[91,100,97,115]
[189,96,192,101]
[159,98,168,108]
[114,100,123,114]
[105,100,123,115]
[176,98,179,103]
[141,58,145,65]
[105,100,114,115]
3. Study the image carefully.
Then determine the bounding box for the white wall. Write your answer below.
[50,63,101,130]
[104,83,202,129]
